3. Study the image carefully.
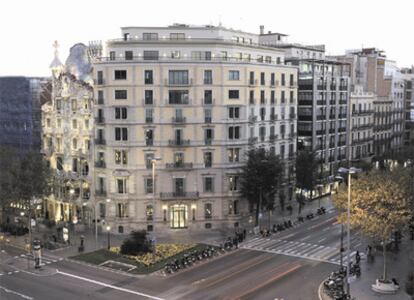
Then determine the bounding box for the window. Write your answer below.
[174,152,184,166]
[145,178,153,194]
[271,73,275,86]
[229,90,239,99]
[259,126,266,141]
[115,150,127,165]
[204,90,212,105]
[249,71,255,85]
[204,203,212,219]
[204,70,212,84]
[249,90,255,104]
[72,158,78,172]
[117,178,127,194]
[290,74,294,86]
[117,203,128,218]
[143,51,159,60]
[229,175,239,191]
[204,152,212,168]
[56,157,63,170]
[280,144,285,158]
[145,90,153,105]
[290,91,294,103]
[146,205,153,221]
[125,51,133,60]
[260,90,265,104]
[46,118,51,127]
[144,70,153,84]
[84,119,89,129]
[143,33,158,40]
[145,129,153,146]
[99,203,106,218]
[171,50,181,59]
[204,128,214,143]
[260,72,265,85]
[170,33,185,40]
[145,153,154,169]
[169,70,189,85]
[228,107,240,119]
[71,99,77,111]
[260,107,266,120]
[281,73,286,86]
[114,70,127,80]
[115,90,127,100]
[228,148,240,162]
[145,108,153,123]
[271,91,276,104]
[109,51,115,61]
[72,119,77,129]
[115,127,128,141]
[174,178,185,195]
[229,70,240,80]
[228,126,240,139]
[204,109,212,123]
[281,91,285,103]
[204,177,214,193]
[169,90,189,104]
[192,51,211,60]
[115,107,127,119]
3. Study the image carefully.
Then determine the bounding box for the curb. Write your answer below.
[318,277,330,300]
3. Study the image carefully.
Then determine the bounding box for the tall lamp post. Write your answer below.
[106,225,111,250]
[151,157,162,252]
[338,166,361,298]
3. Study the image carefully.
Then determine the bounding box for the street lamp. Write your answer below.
[106,225,111,250]
[337,166,362,298]
[151,157,162,252]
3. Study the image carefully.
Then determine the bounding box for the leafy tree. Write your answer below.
[295,150,318,214]
[333,167,412,282]
[120,230,151,255]
[0,146,19,222]
[239,148,283,227]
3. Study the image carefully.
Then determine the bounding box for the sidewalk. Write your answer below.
[321,237,413,300]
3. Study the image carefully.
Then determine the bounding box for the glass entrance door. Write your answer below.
[170,204,187,228]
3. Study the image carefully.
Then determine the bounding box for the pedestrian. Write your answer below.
[243,229,246,240]
[355,250,360,264]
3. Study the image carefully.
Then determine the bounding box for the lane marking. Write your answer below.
[56,270,164,300]
[0,285,33,300]
[318,237,327,243]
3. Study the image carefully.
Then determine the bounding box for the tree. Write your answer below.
[0,146,19,222]
[333,167,412,282]
[295,150,318,214]
[120,230,151,255]
[239,148,283,227]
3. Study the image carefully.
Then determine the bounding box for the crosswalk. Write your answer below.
[241,236,361,265]
[15,253,64,266]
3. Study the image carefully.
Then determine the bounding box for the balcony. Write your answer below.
[339,99,347,105]
[165,162,193,170]
[95,79,105,85]
[95,190,107,197]
[95,116,105,124]
[248,115,257,123]
[95,161,106,168]
[316,100,326,105]
[289,113,296,119]
[249,79,258,86]
[145,117,153,124]
[168,98,190,105]
[97,97,104,105]
[338,127,347,133]
[146,139,153,146]
[298,100,313,106]
[165,78,193,86]
[339,85,348,91]
[316,129,325,135]
[269,134,278,141]
[160,191,199,200]
[316,115,326,120]
[172,116,186,123]
[248,137,258,144]
[289,81,297,88]
[168,139,191,146]
[329,128,336,134]
[270,80,278,87]
[203,98,214,105]
[270,114,277,122]
[205,138,212,145]
[205,117,212,124]
[338,113,347,119]
[95,139,106,145]
[317,84,327,90]
[330,84,336,90]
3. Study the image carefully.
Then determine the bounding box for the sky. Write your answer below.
[1,0,413,77]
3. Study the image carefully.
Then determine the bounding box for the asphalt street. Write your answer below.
[0,210,351,300]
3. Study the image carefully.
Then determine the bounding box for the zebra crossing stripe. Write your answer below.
[277,241,298,252]
[318,247,339,259]
[288,243,312,255]
[305,245,326,256]
[265,240,288,250]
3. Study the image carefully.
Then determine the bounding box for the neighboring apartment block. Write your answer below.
[336,48,405,158]
[275,44,350,195]
[91,24,298,234]
[402,67,414,146]
[350,86,375,162]
[41,43,94,222]
[0,76,47,152]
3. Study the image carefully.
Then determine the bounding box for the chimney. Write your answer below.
[260,25,264,35]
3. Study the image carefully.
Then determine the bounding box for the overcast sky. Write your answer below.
[1,0,413,77]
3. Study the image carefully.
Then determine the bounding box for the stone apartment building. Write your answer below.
[402,67,414,146]
[91,24,298,234]
[41,43,94,223]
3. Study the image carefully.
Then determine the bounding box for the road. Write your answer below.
[1,208,363,300]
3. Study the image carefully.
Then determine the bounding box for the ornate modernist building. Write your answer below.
[41,42,94,223]
[91,24,298,234]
